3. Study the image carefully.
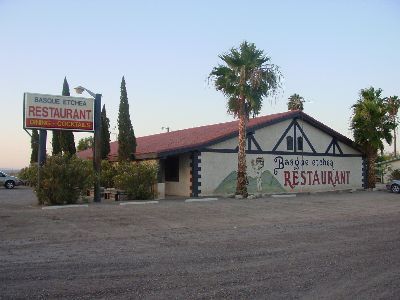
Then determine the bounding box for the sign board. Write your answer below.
[23,93,95,132]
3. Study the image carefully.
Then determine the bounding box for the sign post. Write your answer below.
[37,129,47,191]
[73,86,103,203]
[93,93,102,203]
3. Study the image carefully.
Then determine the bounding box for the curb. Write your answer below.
[185,198,218,203]
[271,194,297,198]
[119,201,159,206]
[42,204,89,210]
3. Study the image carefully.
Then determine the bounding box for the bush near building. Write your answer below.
[36,154,92,205]
[100,160,116,188]
[20,156,158,203]
[114,161,158,200]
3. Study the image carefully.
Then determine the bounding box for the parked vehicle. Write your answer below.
[0,171,24,189]
[386,179,400,193]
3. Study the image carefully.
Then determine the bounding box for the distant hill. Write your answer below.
[215,170,285,194]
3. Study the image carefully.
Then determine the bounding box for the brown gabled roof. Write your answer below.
[77,110,360,161]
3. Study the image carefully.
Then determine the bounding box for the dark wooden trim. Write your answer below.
[295,119,317,153]
[335,140,344,155]
[272,119,296,151]
[272,118,317,154]
[362,155,367,189]
[294,119,297,152]
[325,139,334,154]
[201,148,363,157]
[250,134,262,151]
[190,151,201,197]
[325,138,345,156]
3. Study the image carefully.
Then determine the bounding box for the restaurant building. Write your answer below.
[78,110,365,197]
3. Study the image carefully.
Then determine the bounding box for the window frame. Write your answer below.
[286,136,294,150]
[165,156,180,182]
[297,136,304,151]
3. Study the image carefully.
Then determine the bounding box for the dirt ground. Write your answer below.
[1,187,400,299]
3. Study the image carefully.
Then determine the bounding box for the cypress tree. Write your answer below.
[59,77,76,155]
[30,129,39,163]
[117,76,136,161]
[52,130,62,155]
[101,104,111,159]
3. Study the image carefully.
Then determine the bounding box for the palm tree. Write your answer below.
[209,41,282,197]
[287,93,304,111]
[385,96,400,157]
[350,87,395,189]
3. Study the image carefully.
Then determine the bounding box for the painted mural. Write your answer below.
[207,153,362,195]
[200,116,363,196]
[273,155,354,189]
[214,157,285,194]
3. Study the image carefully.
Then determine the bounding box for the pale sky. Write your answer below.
[0,0,399,169]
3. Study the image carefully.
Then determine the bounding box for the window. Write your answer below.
[165,156,179,182]
[297,136,303,151]
[286,136,293,150]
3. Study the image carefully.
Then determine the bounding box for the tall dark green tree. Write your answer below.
[30,129,39,163]
[350,87,395,188]
[118,76,136,161]
[209,41,282,197]
[59,77,76,155]
[52,131,62,155]
[101,104,111,159]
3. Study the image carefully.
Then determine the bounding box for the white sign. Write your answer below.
[23,93,95,132]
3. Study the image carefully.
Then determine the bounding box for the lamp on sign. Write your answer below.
[74,86,85,95]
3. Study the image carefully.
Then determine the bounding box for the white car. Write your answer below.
[0,171,24,189]
[386,179,400,193]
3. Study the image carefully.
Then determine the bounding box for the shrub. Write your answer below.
[100,160,116,188]
[114,161,158,200]
[18,164,38,186]
[36,154,93,205]
[389,168,400,181]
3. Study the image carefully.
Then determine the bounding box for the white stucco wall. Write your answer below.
[256,120,336,154]
[210,136,238,150]
[165,153,191,196]
[253,120,292,151]
[337,142,361,155]
[381,160,400,183]
[200,152,363,195]
[200,118,363,196]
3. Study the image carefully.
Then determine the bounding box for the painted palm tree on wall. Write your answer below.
[385,96,400,156]
[209,41,282,197]
[350,87,395,189]
[287,93,304,111]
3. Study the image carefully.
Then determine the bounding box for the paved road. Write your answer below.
[1,187,400,299]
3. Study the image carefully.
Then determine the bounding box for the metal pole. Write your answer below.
[394,127,397,157]
[37,130,47,189]
[93,94,102,202]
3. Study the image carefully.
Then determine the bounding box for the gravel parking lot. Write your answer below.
[1,187,400,299]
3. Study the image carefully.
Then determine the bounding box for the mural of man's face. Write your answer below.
[256,157,264,170]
